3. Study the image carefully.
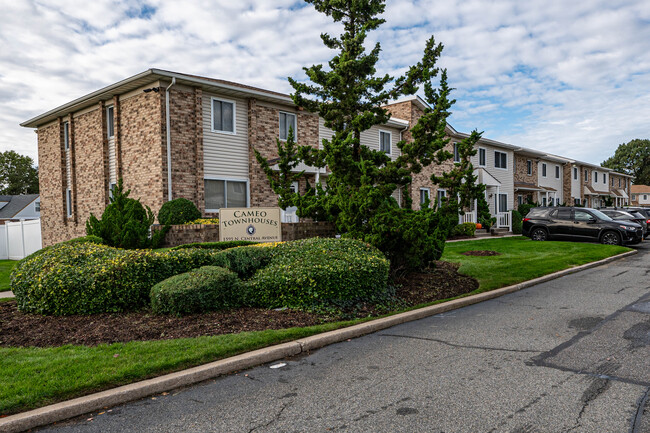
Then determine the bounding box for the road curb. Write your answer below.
[0,249,637,433]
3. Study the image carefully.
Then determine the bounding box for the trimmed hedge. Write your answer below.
[247,238,390,309]
[512,210,523,234]
[11,243,220,315]
[172,241,258,251]
[158,198,202,225]
[451,222,476,237]
[150,266,243,315]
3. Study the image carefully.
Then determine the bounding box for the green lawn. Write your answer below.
[1,237,631,415]
[0,260,17,292]
[441,236,631,291]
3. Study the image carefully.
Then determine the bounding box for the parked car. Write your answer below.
[522,207,643,245]
[599,209,647,238]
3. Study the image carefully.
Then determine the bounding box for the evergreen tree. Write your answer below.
[256,0,484,269]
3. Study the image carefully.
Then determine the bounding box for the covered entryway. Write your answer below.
[475,168,510,230]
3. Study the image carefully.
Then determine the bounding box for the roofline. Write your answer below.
[21,69,295,128]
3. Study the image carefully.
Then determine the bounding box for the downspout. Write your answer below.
[165,77,176,202]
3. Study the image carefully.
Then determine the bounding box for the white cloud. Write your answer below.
[1,0,649,169]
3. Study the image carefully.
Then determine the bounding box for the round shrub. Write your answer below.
[150,266,243,315]
[11,243,224,315]
[247,238,389,309]
[158,198,202,225]
[451,222,476,237]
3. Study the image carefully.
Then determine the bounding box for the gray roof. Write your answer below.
[0,194,39,219]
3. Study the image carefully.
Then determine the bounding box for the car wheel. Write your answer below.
[531,227,548,241]
[600,231,621,245]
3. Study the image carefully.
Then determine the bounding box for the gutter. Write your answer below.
[165,78,175,202]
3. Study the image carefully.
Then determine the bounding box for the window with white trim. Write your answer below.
[453,142,460,163]
[212,98,235,133]
[575,198,581,206]
[542,163,547,177]
[204,179,248,211]
[527,160,532,176]
[35,201,40,212]
[419,188,430,208]
[64,121,70,150]
[555,165,560,179]
[494,151,507,169]
[573,167,577,180]
[584,169,588,182]
[603,173,606,184]
[498,194,508,212]
[436,188,446,208]
[479,148,486,167]
[106,106,114,138]
[517,195,523,206]
[66,188,72,217]
[109,182,117,200]
[594,171,598,183]
[279,112,297,141]
[379,130,391,154]
[618,178,621,188]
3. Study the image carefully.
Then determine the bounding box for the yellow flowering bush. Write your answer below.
[183,218,220,225]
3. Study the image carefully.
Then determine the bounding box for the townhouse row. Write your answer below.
[21,69,632,246]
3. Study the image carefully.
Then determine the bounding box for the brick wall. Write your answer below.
[164,86,204,214]
[562,163,573,205]
[37,122,65,246]
[153,221,336,247]
[120,90,166,214]
[248,101,320,208]
[514,155,537,183]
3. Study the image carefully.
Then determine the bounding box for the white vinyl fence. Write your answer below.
[0,219,42,260]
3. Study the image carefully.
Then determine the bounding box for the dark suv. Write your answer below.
[522,207,643,245]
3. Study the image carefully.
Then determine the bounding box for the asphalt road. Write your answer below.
[40,242,650,433]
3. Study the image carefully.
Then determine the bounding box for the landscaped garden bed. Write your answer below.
[0,236,631,415]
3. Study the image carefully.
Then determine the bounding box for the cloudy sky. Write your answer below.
[2,0,649,165]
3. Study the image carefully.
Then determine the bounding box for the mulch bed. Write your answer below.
[461,250,501,256]
[0,261,478,348]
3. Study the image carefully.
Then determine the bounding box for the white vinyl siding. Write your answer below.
[469,143,514,216]
[538,159,564,203]
[318,119,402,161]
[108,136,116,186]
[571,166,581,201]
[591,169,609,193]
[203,92,249,179]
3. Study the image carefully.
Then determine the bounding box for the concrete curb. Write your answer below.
[0,291,14,299]
[0,249,637,433]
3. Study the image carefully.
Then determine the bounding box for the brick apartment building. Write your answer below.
[21,69,632,246]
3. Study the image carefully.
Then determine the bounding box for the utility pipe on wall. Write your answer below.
[165,77,176,201]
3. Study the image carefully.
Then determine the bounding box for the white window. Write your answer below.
[212,98,235,133]
[419,188,430,208]
[632,194,636,200]
[497,194,508,212]
[584,169,588,182]
[279,112,297,141]
[106,105,114,138]
[109,182,117,200]
[204,179,248,211]
[35,201,40,212]
[573,167,578,180]
[63,121,70,150]
[453,142,460,163]
[527,160,532,176]
[494,151,507,169]
[479,148,486,167]
[517,195,523,206]
[603,173,606,184]
[379,130,392,155]
[555,166,560,179]
[66,188,72,217]
[436,188,446,208]
[542,163,547,177]
[594,171,598,183]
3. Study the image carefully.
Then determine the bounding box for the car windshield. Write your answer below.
[590,209,613,221]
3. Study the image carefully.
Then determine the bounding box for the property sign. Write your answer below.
[219,207,282,242]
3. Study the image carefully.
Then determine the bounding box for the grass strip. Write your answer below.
[0,260,17,292]
[1,237,631,415]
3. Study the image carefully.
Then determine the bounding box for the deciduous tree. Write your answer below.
[0,150,39,194]
[602,139,650,185]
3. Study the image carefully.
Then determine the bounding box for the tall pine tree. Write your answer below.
[256,0,483,269]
